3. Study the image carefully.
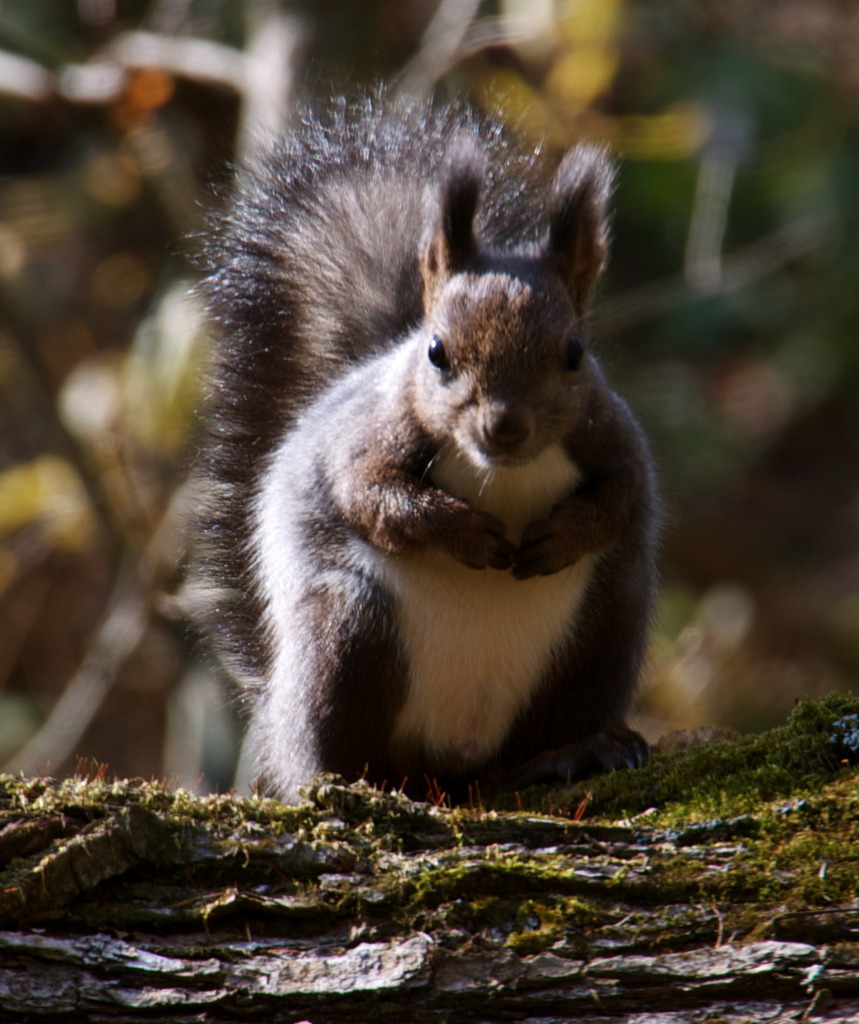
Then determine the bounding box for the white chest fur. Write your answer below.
[380,444,595,768]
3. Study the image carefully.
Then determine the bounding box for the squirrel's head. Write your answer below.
[414,137,614,470]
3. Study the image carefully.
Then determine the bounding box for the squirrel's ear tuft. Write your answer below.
[546,144,615,316]
[421,136,485,307]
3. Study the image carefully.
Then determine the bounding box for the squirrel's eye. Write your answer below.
[428,335,450,370]
[565,334,584,372]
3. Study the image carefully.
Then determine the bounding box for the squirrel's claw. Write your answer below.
[483,725,650,794]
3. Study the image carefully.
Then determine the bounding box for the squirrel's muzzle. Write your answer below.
[478,399,536,459]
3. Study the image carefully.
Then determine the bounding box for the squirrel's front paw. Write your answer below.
[444,506,515,570]
[512,516,585,579]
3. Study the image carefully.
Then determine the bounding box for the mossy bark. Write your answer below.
[2,694,859,1022]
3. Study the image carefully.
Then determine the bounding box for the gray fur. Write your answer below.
[197,96,659,802]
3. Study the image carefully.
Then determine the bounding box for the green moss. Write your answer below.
[509,692,859,824]
[505,900,565,954]
[3,696,859,945]
[599,771,859,923]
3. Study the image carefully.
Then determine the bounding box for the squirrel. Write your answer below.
[198,97,659,803]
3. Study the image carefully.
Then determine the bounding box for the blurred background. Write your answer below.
[0,0,857,793]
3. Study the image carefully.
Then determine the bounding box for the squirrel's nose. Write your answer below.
[481,401,535,451]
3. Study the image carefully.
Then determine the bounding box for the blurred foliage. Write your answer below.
[0,0,856,791]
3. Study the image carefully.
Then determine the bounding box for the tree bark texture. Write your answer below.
[2,695,859,1022]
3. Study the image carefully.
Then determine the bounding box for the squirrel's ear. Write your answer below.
[421,137,485,307]
[546,144,614,316]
